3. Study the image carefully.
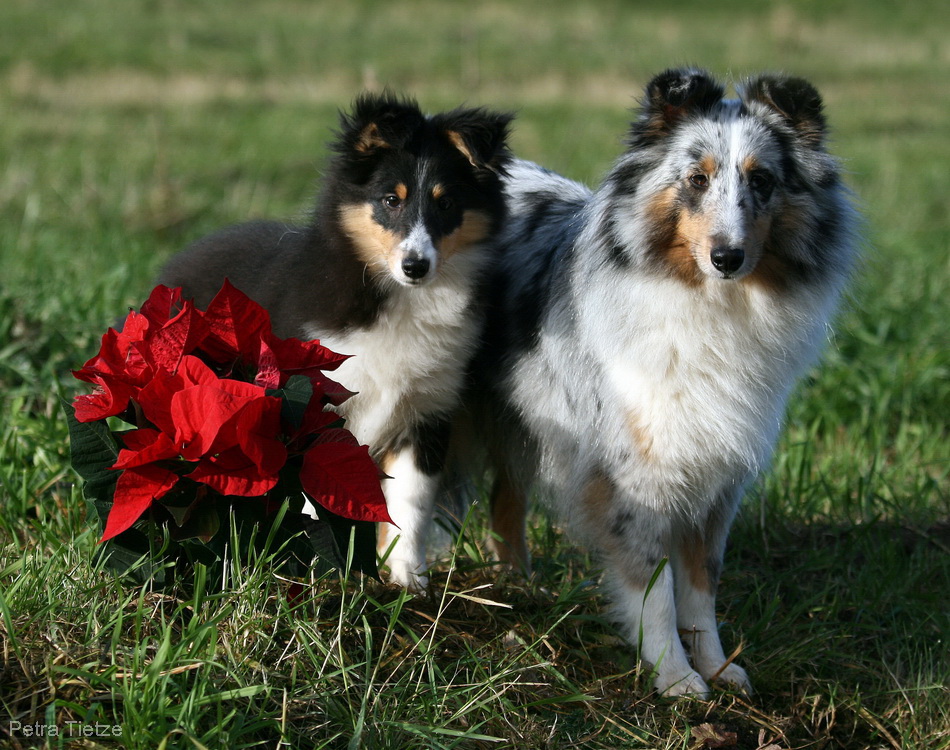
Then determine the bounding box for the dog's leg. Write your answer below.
[606,556,710,698]
[672,502,752,693]
[488,468,532,575]
[581,472,709,698]
[378,447,439,592]
[378,418,451,592]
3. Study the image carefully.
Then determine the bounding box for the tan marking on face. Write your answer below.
[737,212,775,286]
[395,183,408,202]
[437,210,492,260]
[645,188,704,286]
[742,155,760,175]
[742,200,793,291]
[338,203,400,272]
[354,122,390,154]
[446,130,479,169]
[676,204,717,267]
[699,154,718,176]
[431,184,446,201]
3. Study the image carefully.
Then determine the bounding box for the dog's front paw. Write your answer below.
[710,662,752,694]
[655,668,710,699]
[385,558,429,593]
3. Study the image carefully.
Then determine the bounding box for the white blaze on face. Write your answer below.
[394,220,438,285]
[710,119,750,253]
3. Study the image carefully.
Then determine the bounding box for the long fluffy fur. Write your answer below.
[158,93,513,590]
[466,69,857,697]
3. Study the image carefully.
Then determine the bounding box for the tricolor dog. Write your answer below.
[465,69,857,697]
[158,93,513,590]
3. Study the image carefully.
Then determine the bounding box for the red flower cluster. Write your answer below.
[73,281,392,542]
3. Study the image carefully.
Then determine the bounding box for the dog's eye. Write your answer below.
[436,196,454,212]
[688,173,709,189]
[382,194,402,209]
[748,171,774,195]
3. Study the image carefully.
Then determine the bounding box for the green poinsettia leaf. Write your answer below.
[301,515,345,572]
[94,525,170,587]
[167,501,221,544]
[266,374,313,432]
[161,499,194,528]
[63,399,121,534]
[349,520,379,579]
[63,399,120,491]
[302,508,379,580]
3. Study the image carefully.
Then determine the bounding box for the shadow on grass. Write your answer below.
[1,516,947,749]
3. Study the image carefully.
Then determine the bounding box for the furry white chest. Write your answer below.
[304,281,477,450]
[585,277,817,490]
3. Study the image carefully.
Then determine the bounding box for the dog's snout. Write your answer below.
[401,256,431,280]
[710,246,745,275]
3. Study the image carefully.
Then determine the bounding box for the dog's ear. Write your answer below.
[628,68,724,147]
[336,92,425,157]
[741,75,826,149]
[437,108,514,175]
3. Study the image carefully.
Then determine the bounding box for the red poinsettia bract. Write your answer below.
[72,281,392,542]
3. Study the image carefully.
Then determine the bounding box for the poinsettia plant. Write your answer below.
[66,280,390,585]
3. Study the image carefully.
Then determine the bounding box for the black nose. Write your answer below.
[710,246,745,275]
[401,257,430,280]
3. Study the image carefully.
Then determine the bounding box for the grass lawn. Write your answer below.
[1,1,948,747]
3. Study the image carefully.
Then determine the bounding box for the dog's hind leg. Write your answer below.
[488,467,532,575]
[672,496,752,694]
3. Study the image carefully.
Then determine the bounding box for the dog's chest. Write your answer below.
[595,283,805,475]
[304,284,477,448]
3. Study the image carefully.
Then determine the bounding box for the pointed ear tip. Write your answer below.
[650,66,715,83]
[446,108,515,131]
[747,74,822,96]
[744,75,825,115]
[345,91,422,124]
[645,67,723,102]
[491,115,515,142]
